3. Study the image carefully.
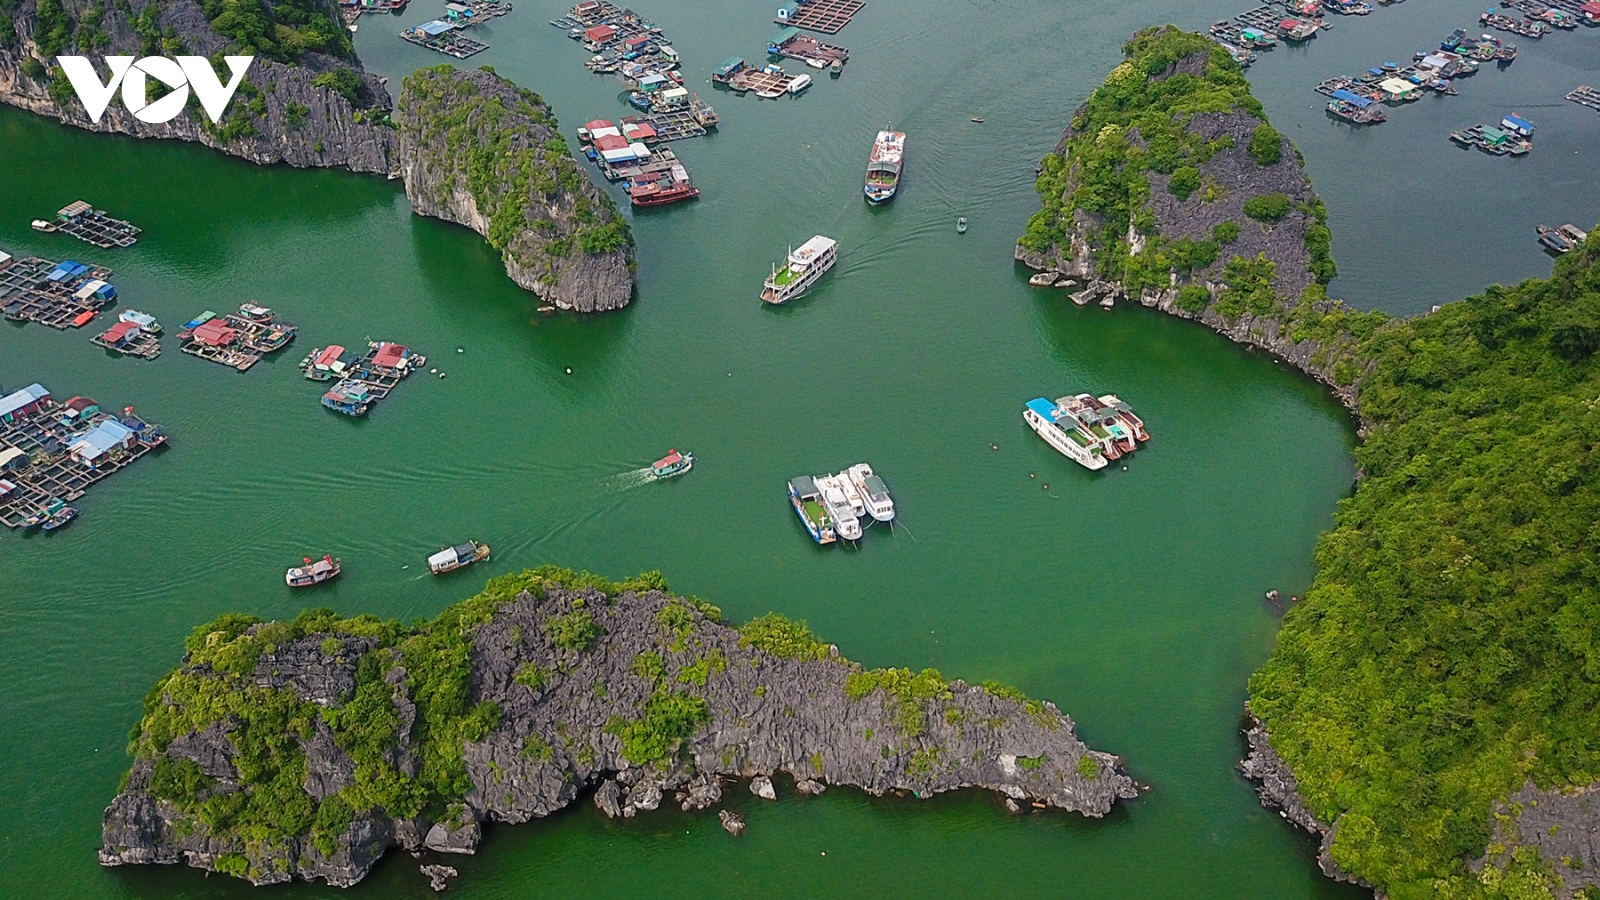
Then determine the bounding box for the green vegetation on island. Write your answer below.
[1249,237,1600,898]
[1019,26,1339,333]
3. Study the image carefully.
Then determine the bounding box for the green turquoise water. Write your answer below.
[0,0,1592,895]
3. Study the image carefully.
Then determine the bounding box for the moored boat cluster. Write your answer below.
[1023,394,1150,471]
[789,463,896,544]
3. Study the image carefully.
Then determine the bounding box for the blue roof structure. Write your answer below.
[1502,114,1535,134]
[1331,89,1372,107]
[417,19,453,35]
[1025,398,1060,421]
[0,383,49,418]
[70,419,133,460]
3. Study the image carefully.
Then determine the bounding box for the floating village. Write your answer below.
[1,194,433,532]
[4,0,1593,557]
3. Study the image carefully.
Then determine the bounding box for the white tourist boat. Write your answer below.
[761,235,838,304]
[1023,398,1109,470]
[814,473,863,540]
[835,470,867,517]
[846,463,895,522]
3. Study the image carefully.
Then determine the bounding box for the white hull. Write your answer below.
[1024,407,1108,470]
[846,463,895,522]
[815,474,863,540]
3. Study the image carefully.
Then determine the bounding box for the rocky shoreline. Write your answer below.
[395,67,635,313]
[0,1,636,309]
[100,571,1135,888]
[0,0,396,172]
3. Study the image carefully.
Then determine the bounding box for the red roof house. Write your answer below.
[584,24,617,42]
[192,320,237,347]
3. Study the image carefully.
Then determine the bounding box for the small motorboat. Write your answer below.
[957,216,968,234]
[970,116,984,123]
[236,303,274,322]
[830,59,843,75]
[30,219,56,232]
[22,498,71,529]
[39,506,77,530]
[806,57,827,69]
[286,554,341,587]
[651,449,694,478]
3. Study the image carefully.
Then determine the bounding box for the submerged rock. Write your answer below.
[100,570,1135,886]
[394,66,635,313]
[719,809,746,837]
[420,863,457,892]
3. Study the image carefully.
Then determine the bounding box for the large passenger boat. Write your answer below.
[846,463,895,522]
[864,130,906,204]
[787,476,837,544]
[1024,398,1109,470]
[1024,394,1151,470]
[761,235,837,304]
[428,541,491,574]
[815,474,863,540]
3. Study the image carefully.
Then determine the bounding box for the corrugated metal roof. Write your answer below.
[0,384,49,418]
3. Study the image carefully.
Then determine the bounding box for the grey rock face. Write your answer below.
[101,584,1136,886]
[1477,781,1600,898]
[1015,53,1364,415]
[750,775,777,801]
[0,0,397,172]
[1238,715,1372,891]
[393,67,635,312]
[719,809,745,836]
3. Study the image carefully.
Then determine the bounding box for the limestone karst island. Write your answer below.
[0,2,1597,899]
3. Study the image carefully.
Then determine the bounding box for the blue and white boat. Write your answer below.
[787,475,836,544]
[1023,398,1109,470]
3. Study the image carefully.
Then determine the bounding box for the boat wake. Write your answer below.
[601,467,657,491]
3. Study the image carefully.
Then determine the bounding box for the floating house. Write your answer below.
[1501,114,1535,137]
[585,23,617,42]
[1378,77,1418,102]
[46,261,90,282]
[1584,1,1600,22]
[71,278,116,305]
[0,447,27,471]
[713,56,747,83]
[637,72,668,92]
[443,3,475,23]
[191,319,239,347]
[775,1,799,21]
[414,19,455,37]
[68,418,135,466]
[0,384,50,422]
[60,396,101,426]
[769,25,802,53]
[1331,88,1375,108]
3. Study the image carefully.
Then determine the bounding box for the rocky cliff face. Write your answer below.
[101,573,1132,887]
[1476,782,1600,899]
[1015,27,1371,413]
[0,0,397,172]
[395,66,635,312]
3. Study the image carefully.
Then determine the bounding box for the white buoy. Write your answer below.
[566,367,572,374]
[457,347,464,353]
[439,372,446,379]
[429,368,437,373]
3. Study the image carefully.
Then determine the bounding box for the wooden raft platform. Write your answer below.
[774,33,850,65]
[777,0,864,34]
[727,68,805,98]
[0,256,115,329]
[0,399,165,529]
[1567,86,1600,114]
[641,108,708,141]
[91,328,161,360]
[51,201,141,249]
[400,28,488,58]
[179,307,297,372]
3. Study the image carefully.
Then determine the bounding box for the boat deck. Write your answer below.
[777,0,864,34]
[53,203,141,248]
[0,256,115,330]
[774,33,850,65]
[400,29,489,58]
[0,400,162,529]
[1567,85,1600,114]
